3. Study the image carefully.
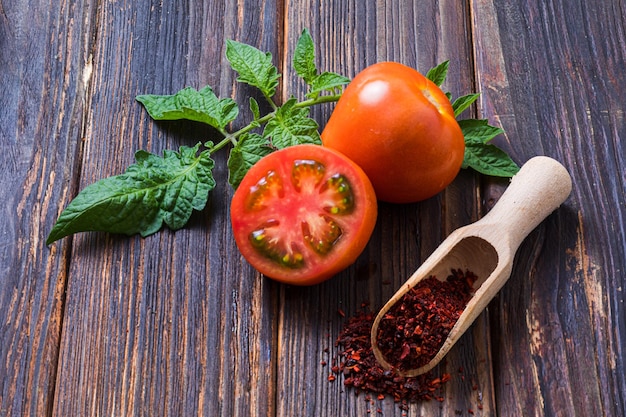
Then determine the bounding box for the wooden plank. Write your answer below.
[51,1,283,416]
[0,0,96,415]
[278,1,494,415]
[3,0,622,416]
[471,0,626,415]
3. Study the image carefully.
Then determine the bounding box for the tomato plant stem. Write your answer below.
[206,93,343,154]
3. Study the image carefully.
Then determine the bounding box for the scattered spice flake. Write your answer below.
[375,269,477,372]
[331,311,450,404]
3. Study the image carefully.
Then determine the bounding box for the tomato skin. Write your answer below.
[321,62,465,203]
[230,144,377,286]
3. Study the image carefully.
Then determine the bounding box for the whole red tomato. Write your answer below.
[230,144,377,285]
[321,62,465,203]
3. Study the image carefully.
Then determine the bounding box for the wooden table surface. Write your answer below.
[2,0,625,416]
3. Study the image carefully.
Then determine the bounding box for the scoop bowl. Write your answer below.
[370,156,572,376]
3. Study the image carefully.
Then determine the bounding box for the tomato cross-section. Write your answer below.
[230,144,378,285]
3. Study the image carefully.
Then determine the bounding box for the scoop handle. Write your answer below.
[478,156,572,248]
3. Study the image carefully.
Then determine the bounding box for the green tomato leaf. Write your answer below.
[293,28,317,84]
[227,133,274,188]
[463,142,520,177]
[425,60,449,87]
[136,86,238,131]
[226,39,280,99]
[293,29,349,98]
[46,144,215,244]
[460,118,505,144]
[452,93,480,117]
[250,97,261,121]
[263,98,321,148]
[307,72,350,98]
[459,119,520,177]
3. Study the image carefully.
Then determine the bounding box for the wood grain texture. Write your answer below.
[51,1,282,416]
[0,0,95,415]
[471,0,626,415]
[0,0,624,416]
[279,1,491,416]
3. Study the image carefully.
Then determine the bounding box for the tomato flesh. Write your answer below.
[231,144,377,285]
[245,162,351,266]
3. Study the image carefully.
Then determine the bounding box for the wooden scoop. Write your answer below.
[370,156,572,377]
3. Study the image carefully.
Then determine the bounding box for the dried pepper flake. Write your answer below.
[331,310,451,403]
[375,269,477,371]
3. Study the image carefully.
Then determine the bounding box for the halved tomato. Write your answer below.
[230,144,377,285]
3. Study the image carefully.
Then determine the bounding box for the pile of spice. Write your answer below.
[331,310,451,404]
[375,269,478,372]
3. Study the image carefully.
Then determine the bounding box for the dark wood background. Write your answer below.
[1,0,624,415]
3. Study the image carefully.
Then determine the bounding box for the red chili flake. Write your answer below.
[331,311,450,404]
[338,308,346,317]
[328,374,336,382]
[374,269,477,372]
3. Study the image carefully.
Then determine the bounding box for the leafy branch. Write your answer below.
[47,31,518,244]
[426,61,519,177]
[47,29,348,244]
